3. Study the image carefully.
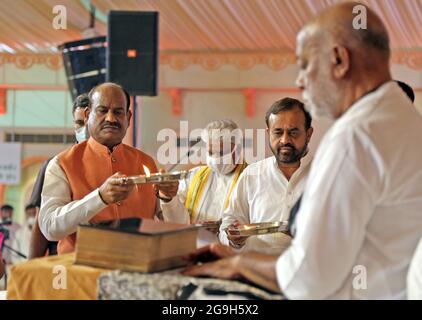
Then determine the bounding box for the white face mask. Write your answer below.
[26,217,35,228]
[75,126,88,143]
[206,149,238,175]
[0,217,11,224]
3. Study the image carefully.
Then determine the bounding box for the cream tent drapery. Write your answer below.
[1,0,421,52]
[0,0,421,70]
[91,0,422,51]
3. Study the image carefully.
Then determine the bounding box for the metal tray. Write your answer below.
[226,221,289,236]
[194,220,221,231]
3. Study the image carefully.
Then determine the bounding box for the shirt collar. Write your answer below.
[87,137,123,156]
[272,155,312,182]
[339,80,396,123]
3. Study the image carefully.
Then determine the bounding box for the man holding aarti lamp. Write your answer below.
[38,82,178,254]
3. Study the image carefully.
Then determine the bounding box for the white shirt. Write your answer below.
[10,222,32,264]
[161,166,239,245]
[219,156,311,255]
[407,237,422,299]
[39,156,108,241]
[39,156,161,242]
[276,81,422,300]
[1,222,21,264]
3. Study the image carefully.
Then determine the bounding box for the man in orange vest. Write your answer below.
[38,82,178,254]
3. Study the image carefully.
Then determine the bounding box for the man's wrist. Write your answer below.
[229,238,245,249]
[155,190,172,203]
[98,189,109,205]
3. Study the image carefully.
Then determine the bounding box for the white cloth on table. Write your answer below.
[1,222,21,265]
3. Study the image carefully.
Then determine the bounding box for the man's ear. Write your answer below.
[331,45,350,79]
[84,107,91,123]
[127,110,132,124]
[306,127,314,143]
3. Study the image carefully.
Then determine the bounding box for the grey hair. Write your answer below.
[205,119,238,132]
[201,119,241,144]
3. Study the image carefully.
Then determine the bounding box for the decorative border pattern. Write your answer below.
[392,50,422,70]
[160,51,296,71]
[0,53,63,70]
[1,50,422,71]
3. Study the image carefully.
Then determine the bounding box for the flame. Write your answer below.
[143,165,151,177]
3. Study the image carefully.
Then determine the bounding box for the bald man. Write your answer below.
[184,2,422,299]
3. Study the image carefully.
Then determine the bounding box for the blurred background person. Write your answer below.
[10,204,37,264]
[0,204,21,265]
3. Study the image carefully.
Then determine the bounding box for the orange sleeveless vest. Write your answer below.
[56,137,157,254]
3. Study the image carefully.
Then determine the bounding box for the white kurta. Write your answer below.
[10,223,32,264]
[39,156,108,241]
[161,166,239,245]
[219,156,311,255]
[1,222,21,265]
[39,156,161,241]
[407,237,422,300]
[276,81,422,300]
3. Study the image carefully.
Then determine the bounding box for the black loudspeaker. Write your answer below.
[107,11,159,96]
[60,36,106,101]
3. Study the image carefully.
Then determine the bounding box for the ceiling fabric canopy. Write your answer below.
[0,0,421,53]
[0,0,421,70]
[90,0,422,51]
